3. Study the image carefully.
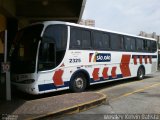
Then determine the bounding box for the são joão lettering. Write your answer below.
[96,53,111,62]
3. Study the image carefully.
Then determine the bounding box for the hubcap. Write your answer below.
[75,78,84,89]
[139,69,143,78]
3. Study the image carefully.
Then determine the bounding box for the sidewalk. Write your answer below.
[0,92,106,120]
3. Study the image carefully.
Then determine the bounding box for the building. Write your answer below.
[79,19,95,27]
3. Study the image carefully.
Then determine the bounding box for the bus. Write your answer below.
[10,21,158,94]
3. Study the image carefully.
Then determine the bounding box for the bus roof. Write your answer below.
[35,21,157,41]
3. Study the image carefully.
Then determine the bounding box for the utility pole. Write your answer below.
[3,30,11,101]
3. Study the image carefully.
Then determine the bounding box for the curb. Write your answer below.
[26,92,107,120]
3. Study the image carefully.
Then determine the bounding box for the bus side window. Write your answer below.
[93,32,110,50]
[110,34,123,50]
[151,41,157,52]
[124,36,136,51]
[136,38,143,51]
[93,32,102,50]
[124,36,131,51]
[143,39,147,51]
[82,30,91,49]
[102,33,110,49]
[70,28,82,49]
[131,38,136,51]
[143,40,151,52]
[147,40,151,52]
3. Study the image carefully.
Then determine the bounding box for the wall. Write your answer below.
[0,14,6,54]
[0,0,15,16]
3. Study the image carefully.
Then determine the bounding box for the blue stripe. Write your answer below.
[90,74,123,83]
[38,74,123,92]
[152,55,158,58]
[132,55,157,58]
[38,81,69,92]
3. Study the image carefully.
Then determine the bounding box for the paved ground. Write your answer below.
[0,92,106,120]
[54,70,160,120]
[0,69,159,120]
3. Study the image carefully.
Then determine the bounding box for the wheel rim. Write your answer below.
[75,78,84,89]
[139,69,143,78]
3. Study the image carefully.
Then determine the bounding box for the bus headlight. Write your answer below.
[20,79,35,84]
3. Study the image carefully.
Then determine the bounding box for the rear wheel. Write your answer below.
[70,73,87,92]
[137,67,145,80]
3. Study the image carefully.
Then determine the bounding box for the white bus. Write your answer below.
[11,21,158,94]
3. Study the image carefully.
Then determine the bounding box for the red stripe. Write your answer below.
[92,68,100,81]
[111,67,117,78]
[53,69,64,86]
[139,56,143,64]
[102,67,109,79]
[145,56,148,64]
[133,56,137,65]
[149,56,152,64]
[120,55,131,77]
[89,53,93,62]
[60,63,65,67]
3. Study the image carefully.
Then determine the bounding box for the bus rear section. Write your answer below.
[66,26,158,93]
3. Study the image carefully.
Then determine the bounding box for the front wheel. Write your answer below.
[70,73,87,92]
[137,67,145,80]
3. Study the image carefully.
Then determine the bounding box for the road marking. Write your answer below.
[98,76,160,93]
[98,79,144,93]
[111,82,160,101]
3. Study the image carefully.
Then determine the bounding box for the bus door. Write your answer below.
[38,39,56,71]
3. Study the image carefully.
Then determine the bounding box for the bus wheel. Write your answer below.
[70,73,87,92]
[137,67,145,80]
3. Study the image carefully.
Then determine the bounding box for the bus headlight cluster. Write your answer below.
[19,79,35,84]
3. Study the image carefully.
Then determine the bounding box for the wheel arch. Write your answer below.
[138,65,146,75]
[70,69,90,87]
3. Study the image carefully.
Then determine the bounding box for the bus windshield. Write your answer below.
[11,24,44,74]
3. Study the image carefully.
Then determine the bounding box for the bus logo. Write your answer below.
[89,53,111,62]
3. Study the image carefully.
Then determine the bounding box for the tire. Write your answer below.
[70,73,87,92]
[137,67,145,80]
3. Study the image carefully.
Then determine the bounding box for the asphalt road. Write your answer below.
[54,70,160,120]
